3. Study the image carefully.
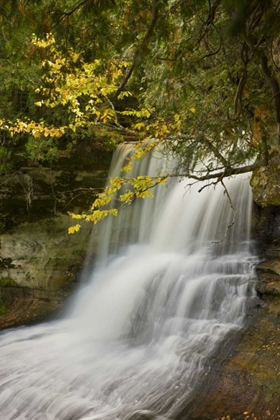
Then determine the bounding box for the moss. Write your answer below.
[0,278,18,287]
[0,295,8,315]
[25,272,34,282]
[0,302,7,316]
[27,258,41,265]
[71,249,86,256]
[47,258,72,266]
[251,155,280,207]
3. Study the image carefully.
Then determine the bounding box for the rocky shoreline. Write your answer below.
[0,281,76,330]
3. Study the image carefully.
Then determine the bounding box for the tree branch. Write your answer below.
[212,179,236,243]
[204,138,230,168]
[114,0,161,98]
[121,159,262,183]
[233,69,247,117]
[176,159,262,181]
[50,0,90,30]
[242,31,280,142]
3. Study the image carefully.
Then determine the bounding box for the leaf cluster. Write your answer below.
[1,0,280,225]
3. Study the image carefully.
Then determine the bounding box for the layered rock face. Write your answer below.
[0,215,92,327]
[0,142,111,327]
[0,216,90,291]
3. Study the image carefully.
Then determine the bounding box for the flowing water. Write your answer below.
[0,146,257,420]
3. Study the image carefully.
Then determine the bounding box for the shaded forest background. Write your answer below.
[1,0,280,213]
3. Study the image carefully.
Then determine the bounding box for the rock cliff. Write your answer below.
[0,140,111,327]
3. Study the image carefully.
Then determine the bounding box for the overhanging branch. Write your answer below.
[204,138,230,168]
[122,159,262,183]
[242,31,280,142]
[114,0,161,98]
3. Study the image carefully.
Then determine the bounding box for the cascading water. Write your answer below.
[0,145,257,420]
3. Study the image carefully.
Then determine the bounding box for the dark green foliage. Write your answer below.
[0,0,280,179]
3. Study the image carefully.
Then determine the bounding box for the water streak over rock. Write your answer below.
[0,145,257,419]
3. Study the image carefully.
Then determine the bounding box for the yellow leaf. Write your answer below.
[110,208,118,217]
[134,122,145,130]
[119,191,134,203]
[122,164,132,173]
[68,224,81,234]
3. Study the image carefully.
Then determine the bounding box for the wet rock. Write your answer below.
[256,260,280,276]
[255,260,280,296]
[186,205,280,419]
[257,281,280,297]
[0,143,111,325]
[188,304,280,420]
[0,286,68,329]
[0,213,98,328]
[251,153,280,208]
[0,215,94,291]
[251,203,280,260]
[0,258,14,268]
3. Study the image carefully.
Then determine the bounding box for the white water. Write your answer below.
[0,145,257,420]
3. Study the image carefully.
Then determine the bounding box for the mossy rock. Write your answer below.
[0,278,18,287]
[251,154,280,207]
[0,301,7,315]
[46,258,72,266]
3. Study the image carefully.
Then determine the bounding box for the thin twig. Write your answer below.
[212,178,236,243]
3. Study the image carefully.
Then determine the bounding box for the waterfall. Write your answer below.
[0,145,257,420]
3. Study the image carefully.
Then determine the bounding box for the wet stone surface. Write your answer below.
[187,300,280,420]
